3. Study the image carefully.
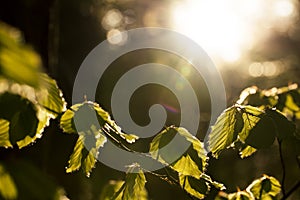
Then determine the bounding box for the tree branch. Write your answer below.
[281,181,300,200]
[278,139,286,196]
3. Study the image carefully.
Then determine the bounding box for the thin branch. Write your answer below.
[278,139,286,196]
[281,181,300,200]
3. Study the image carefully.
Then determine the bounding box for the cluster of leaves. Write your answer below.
[216,175,281,200]
[59,101,138,177]
[0,22,68,199]
[209,85,299,159]
[0,21,299,200]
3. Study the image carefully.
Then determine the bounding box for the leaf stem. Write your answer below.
[278,139,286,196]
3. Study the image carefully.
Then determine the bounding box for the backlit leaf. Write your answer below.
[0,22,41,87]
[172,155,201,179]
[239,145,257,159]
[60,102,138,143]
[150,126,208,173]
[66,126,107,176]
[245,114,276,149]
[209,106,242,158]
[35,73,66,117]
[179,175,208,199]
[265,109,295,140]
[246,175,281,199]
[99,180,125,200]
[149,127,177,165]
[0,92,39,146]
[0,163,17,200]
[0,74,66,148]
[0,119,11,148]
[109,165,148,200]
[238,106,263,142]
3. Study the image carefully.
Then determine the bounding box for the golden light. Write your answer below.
[273,0,295,17]
[172,0,297,64]
[107,29,127,45]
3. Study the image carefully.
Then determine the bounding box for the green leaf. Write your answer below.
[209,106,242,158]
[0,163,17,200]
[176,127,207,171]
[109,165,148,200]
[60,102,138,143]
[66,126,107,177]
[0,74,66,148]
[172,155,202,179]
[150,126,208,174]
[35,73,66,117]
[265,109,295,140]
[149,126,177,164]
[238,106,264,143]
[93,104,138,143]
[200,173,226,190]
[227,191,253,200]
[0,22,41,88]
[61,102,138,176]
[245,114,276,149]
[246,175,281,199]
[179,175,208,199]
[0,92,39,146]
[0,119,11,148]
[122,169,147,200]
[99,180,125,200]
[178,173,225,199]
[239,145,257,159]
[59,104,80,134]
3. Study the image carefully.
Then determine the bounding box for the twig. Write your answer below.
[281,181,300,200]
[278,139,286,196]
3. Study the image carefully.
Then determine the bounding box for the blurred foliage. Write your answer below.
[0,22,41,88]
[216,175,281,200]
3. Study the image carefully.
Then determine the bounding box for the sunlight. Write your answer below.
[172,0,297,63]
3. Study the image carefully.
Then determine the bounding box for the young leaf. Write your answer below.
[226,191,253,200]
[177,127,207,171]
[0,119,11,148]
[122,169,147,200]
[179,175,208,199]
[0,163,17,200]
[238,106,264,143]
[150,126,208,174]
[66,126,107,176]
[149,126,177,165]
[239,145,257,159]
[59,108,76,134]
[209,106,242,158]
[35,73,66,117]
[0,92,39,146]
[246,175,281,199]
[99,180,125,200]
[61,102,139,176]
[0,74,66,148]
[60,102,138,143]
[172,155,202,179]
[109,165,148,200]
[179,173,225,199]
[94,104,138,143]
[265,108,295,140]
[245,114,276,149]
[0,22,41,88]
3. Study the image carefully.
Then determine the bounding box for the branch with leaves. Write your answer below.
[0,22,299,200]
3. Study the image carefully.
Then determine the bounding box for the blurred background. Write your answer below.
[0,0,300,199]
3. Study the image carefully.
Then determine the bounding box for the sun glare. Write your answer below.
[172,0,297,63]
